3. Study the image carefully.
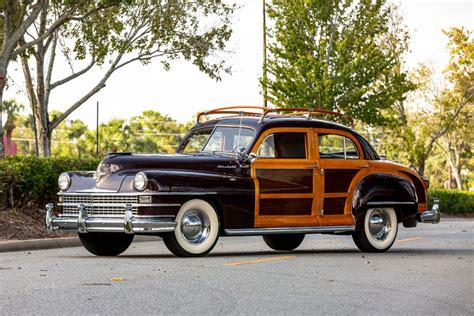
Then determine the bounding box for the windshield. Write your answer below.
[180,126,255,154]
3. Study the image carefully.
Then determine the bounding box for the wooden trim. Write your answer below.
[323,192,347,198]
[251,127,321,227]
[261,193,314,199]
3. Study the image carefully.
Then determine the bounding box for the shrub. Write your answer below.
[0,155,101,208]
[428,188,474,215]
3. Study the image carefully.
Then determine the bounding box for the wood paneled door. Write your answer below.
[250,128,322,227]
[315,128,366,226]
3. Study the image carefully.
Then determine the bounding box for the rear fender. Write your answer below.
[352,173,418,225]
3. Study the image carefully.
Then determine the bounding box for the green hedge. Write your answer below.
[0,156,101,208]
[428,189,474,215]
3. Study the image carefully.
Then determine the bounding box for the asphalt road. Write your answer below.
[1,219,473,315]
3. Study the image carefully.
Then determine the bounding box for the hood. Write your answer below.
[67,153,241,193]
[99,153,240,174]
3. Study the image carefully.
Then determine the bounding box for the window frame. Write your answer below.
[251,128,312,161]
[315,129,364,160]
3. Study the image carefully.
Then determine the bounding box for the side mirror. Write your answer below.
[246,152,257,164]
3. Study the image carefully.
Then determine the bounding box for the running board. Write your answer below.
[225,225,355,236]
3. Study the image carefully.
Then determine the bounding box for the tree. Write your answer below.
[380,27,473,177]
[0,0,119,157]
[261,0,413,125]
[10,0,234,157]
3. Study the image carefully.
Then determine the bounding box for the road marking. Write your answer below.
[397,237,425,243]
[224,256,295,267]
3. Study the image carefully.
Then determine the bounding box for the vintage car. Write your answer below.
[46,106,440,257]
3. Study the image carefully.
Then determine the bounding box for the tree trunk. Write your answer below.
[0,61,7,158]
[448,146,464,190]
[37,124,52,157]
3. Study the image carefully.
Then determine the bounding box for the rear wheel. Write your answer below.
[78,232,134,256]
[352,207,398,252]
[263,234,305,251]
[163,199,220,257]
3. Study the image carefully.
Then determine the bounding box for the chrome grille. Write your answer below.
[59,194,139,217]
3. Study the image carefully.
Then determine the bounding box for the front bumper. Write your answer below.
[418,199,441,224]
[45,203,177,234]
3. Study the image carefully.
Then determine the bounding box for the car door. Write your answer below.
[315,128,367,226]
[250,127,322,227]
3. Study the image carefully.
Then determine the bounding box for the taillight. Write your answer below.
[422,176,430,189]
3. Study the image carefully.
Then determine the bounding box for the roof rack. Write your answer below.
[197,106,267,124]
[259,107,354,126]
[196,106,353,127]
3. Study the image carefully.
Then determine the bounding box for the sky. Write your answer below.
[4,0,473,128]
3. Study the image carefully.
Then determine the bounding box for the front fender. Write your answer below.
[138,169,255,230]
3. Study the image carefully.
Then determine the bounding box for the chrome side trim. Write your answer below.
[367,201,416,206]
[58,203,181,208]
[58,192,217,196]
[225,225,355,236]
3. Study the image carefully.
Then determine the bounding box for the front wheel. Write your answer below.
[263,234,305,251]
[163,199,220,257]
[78,232,134,256]
[352,207,398,252]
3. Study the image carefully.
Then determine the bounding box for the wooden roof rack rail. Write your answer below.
[196,106,267,124]
[258,107,354,127]
[196,106,354,127]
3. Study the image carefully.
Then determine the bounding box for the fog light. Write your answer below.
[139,196,152,204]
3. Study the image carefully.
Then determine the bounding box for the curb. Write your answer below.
[0,235,158,253]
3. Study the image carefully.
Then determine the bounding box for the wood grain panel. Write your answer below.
[324,169,359,193]
[259,198,313,216]
[323,198,346,215]
[257,169,313,194]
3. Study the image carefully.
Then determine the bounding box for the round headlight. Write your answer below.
[58,173,71,191]
[133,172,148,191]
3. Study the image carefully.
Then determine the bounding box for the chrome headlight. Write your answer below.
[133,172,148,191]
[58,173,71,191]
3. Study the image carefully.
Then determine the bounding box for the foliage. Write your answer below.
[428,189,474,215]
[12,0,235,156]
[378,27,473,178]
[45,110,191,157]
[262,0,414,125]
[2,99,24,129]
[0,155,101,207]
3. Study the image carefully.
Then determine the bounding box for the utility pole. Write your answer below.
[262,0,268,108]
[96,101,99,156]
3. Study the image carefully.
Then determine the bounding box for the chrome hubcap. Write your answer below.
[181,210,210,244]
[368,209,391,241]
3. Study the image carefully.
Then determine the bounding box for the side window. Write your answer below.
[318,134,359,159]
[257,133,306,159]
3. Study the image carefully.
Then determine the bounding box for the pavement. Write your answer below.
[0,218,472,315]
[0,235,155,253]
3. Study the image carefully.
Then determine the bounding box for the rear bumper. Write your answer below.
[418,199,440,224]
[45,203,177,234]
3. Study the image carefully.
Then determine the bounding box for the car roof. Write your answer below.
[189,115,380,160]
[197,115,354,132]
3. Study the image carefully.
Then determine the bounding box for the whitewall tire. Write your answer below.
[352,207,398,252]
[163,199,220,257]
